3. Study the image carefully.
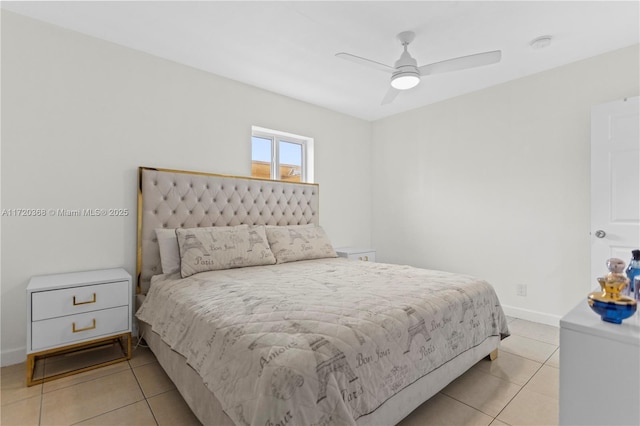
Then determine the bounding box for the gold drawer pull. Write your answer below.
[72,319,96,333]
[73,293,96,306]
[364,256,369,261]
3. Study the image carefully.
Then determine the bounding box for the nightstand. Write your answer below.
[335,247,376,262]
[26,268,132,386]
[559,299,639,425]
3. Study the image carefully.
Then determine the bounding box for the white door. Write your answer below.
[591,96,640,287]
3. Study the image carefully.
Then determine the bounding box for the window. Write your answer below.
[251,126,314,183]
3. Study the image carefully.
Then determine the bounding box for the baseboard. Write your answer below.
[501,304,562,327]
[1,346,26,367]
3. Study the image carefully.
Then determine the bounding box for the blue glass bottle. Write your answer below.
[588,258,637,324]
[626,249,640,294]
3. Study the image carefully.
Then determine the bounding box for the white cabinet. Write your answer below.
[335,247,376,262]
[26,268,132,386]
[559,299,640,425]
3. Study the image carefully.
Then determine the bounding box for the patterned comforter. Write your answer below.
[136,258,509,426]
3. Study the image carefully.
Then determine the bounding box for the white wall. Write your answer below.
[372,44,640,325]
[0,11,372,365]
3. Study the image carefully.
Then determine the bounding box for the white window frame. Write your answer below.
[251,126,315,183]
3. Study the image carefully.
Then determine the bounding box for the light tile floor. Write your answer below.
[1,317,560,425]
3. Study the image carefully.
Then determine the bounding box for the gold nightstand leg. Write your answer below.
[26,354,35,387]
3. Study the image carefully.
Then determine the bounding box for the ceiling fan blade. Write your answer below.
[418,50,501,76]
[336,52,395,73]
[381,87,400,105]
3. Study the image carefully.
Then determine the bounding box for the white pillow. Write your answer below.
[155,228,181,274]
[265,224,337,264]
[176,225,275,278]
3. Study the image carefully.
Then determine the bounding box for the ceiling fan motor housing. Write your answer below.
[391,50,420,89]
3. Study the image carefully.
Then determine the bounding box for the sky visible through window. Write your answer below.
[251,136,301,166]
[252,136,271,162]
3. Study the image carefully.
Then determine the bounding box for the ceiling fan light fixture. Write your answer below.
[391,71,420,90]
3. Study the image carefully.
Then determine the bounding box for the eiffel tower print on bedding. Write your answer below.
[137,258,510,425]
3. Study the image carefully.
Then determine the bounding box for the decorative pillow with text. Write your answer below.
[265,224,337,264]
[176,225,275,277]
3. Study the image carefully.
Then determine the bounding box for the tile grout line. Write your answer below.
[38,357,47,426]
[129,360,160,426]
[38,365,132,396]
[492,362,545,422]
[508,318,560,345]
[38,375,44,426]
[39,359,142,425]
[492,347,559,423]
[67,400,143,426]
[509,332,559,347]
[436,391,500,423]
[500,345,558,365]
[440,357,526,420]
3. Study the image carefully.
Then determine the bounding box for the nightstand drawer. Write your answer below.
[346,252,375,262]
[31,305,130,351]
[32,280,129,321]
[336,248,376,262]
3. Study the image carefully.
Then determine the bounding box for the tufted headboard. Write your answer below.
[136,167,320,294]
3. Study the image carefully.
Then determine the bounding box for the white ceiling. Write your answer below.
[3,1,639,121]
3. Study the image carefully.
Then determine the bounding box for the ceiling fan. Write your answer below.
[336,31,502,105]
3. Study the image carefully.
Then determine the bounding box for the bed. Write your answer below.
[135,167,510,426]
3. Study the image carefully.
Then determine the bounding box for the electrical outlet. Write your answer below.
[516,284,527,297]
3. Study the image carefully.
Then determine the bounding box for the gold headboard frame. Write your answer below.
[136,167,320,294]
